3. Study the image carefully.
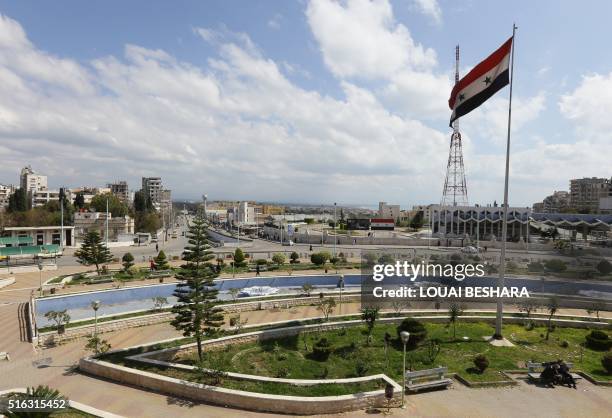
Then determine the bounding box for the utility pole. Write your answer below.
[333,202,337,258]
[105,197,109,248]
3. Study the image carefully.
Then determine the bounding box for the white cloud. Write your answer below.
[559,72,612,141]
[306,0,437,79]
[0,13,449,205]
[461,92,547,143]
[411,0,442,24]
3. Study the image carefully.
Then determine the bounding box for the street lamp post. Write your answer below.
[337,274,345,315]
[91,300,101,335]
[400,331,410,408]
[333,203,337,258]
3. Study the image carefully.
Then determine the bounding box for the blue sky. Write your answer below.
[0,0,610,207]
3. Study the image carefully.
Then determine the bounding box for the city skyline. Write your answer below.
[0,1,611,206]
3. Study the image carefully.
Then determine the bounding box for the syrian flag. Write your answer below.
[448,37,513,126]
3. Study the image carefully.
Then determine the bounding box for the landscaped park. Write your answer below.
[20,212,612,415]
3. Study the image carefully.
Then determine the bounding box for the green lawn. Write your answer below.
[175,322,611,383]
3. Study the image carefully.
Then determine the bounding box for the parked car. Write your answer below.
[461,246,479,254]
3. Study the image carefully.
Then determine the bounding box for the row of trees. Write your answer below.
[3,187,162,234]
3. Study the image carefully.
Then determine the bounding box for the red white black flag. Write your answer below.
[448,37,513,126]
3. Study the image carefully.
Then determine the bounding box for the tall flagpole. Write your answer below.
[494,23,517,339]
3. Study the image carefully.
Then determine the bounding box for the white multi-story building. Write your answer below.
[0,184,15,211]
[20,166,47,193]
[378,201,401,220]
[31,189,61,207]
[237,201,255,224]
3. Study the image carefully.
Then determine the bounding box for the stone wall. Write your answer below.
[79,357,400,415]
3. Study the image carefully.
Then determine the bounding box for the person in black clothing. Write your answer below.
[539,361,558,388]
[309,245,313,251]
[255,264,260,276]
[558,360,577,388]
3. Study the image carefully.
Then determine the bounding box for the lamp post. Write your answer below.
[91,300,101,336]
[400,331,410,408]
[37,258,43,297]
[337,274,345,315]
[333,203,337,258]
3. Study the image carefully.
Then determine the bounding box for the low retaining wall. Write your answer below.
[0,277,15,289]
[79,357,400,415]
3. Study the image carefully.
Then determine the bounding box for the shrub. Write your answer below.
[602,354,612,374]
[290,252,299,263]
[473,354,489,373]
[234,248,246,267]
[527,261,544,272]
[272,253,286,266]
[312,338,333,361]
[397,318,427,348]
[310,253,327,266]
[559,340,569,348]
[544,259,567,272]
[596,259,612,275]
[127,265,139,276]
[585,330,612,351]
[355,359,369,377]
[256,258,268,266]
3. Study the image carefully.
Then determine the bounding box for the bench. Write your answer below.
[405,367,453,392]
[149,270,174,278]
[526,362,582,381]
[0,352,10,361]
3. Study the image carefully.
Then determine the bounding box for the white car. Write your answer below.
[282,240,295,246]
[461,246,479,254]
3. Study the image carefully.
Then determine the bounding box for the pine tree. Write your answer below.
[154,250,170,270]
[74,231,113,275]
[171,212,223,361]
[122,252,135,272]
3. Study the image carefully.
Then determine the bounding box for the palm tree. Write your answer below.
[7,385,64,418]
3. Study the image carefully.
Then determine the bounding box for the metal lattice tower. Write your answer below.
[441,45,469,207]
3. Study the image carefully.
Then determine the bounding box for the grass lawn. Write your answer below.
[174,322,611,383]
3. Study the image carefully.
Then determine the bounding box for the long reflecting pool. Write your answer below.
[35,273,612,327]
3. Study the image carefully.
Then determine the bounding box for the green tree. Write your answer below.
[301,283,314,296]
[410,211,424,229]
[85,335,111,355]
[545,296,559,340]
[310,252,326,266]
[171,212,223,362]
[233,248,246,267]
[290,251,300,263]
[154,250,170,270]
[74,231,112,275]
[272,253,286,267]
[448,303,463,339]
[152,296,168,311]
[121,252,135,272]
[135,211,162,233]
[317,297,336,321]
[90,193,128,217]
[596,259,612,275]
[228,287,241,303]
[8,188,28,212]
[361,306,380,345]
[43,310,70,334]
[133,190,147,213]
[74,192,86,209]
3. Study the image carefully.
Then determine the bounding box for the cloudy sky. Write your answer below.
[0,0,610,207]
